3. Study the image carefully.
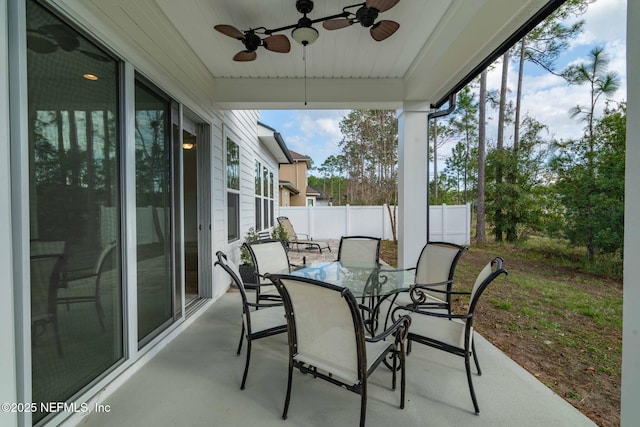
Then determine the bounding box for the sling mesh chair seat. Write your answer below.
[276,216,331,253]
[390,241,467,314]
[215,251,287,389]
[269,273,411,427]
[390,257,507,415]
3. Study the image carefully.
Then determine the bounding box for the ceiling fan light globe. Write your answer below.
[292,26,319,45]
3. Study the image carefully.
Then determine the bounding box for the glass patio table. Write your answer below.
[285,261,416,334]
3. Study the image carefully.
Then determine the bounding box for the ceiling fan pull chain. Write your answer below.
[304,44,308,106]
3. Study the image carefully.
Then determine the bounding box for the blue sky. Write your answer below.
[259,0,627,173]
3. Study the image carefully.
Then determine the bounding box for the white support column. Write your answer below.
[622,1,639,425]
[397,102,429,269]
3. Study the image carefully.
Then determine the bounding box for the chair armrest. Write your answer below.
[393,304,470,320]
[246,301,283,309]
[366,314,411,343]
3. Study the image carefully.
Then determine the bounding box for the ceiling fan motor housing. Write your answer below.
[356,6,379,27]
[242,31,262,51]
[296,0,314,15]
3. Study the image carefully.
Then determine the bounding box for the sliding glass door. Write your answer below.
[134,80,175,345]
[26,0,123,423]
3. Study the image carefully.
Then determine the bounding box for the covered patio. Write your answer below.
[2,0,638,426]
[78,290,595,427]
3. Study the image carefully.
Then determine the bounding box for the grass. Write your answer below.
[379,237,623,427]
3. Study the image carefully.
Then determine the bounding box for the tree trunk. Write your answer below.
[494,51,509,242]
[476,70,487,245]
[514,39,525,151]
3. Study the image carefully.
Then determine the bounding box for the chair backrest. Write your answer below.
[415,241,467,284]
[270,274,365,384]
[276,217,297,243]
[244,239,291,284]
[337,236,381,269]
[30,254,64,322]
[414,241,467,300]
[467,257,508,317]
[214,251,250,305]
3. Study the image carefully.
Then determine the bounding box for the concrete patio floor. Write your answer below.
[76,247,597,427]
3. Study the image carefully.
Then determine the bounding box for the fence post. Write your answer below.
[307,205,313,239]
[345,204,350,236]
[466,203,471,245]
[382,204,387,240]
[441,204,447,242]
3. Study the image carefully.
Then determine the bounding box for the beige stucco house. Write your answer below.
[279,150,316,206]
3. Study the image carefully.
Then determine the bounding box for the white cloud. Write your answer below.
[569,0,626,47]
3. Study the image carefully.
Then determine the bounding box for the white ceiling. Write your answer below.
[54,0,561,110]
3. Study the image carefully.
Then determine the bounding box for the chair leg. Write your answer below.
[471,339,482,375]
[240,339,252,390]
[359,382,367,427]
[400,342,406,409]
[95,297,106,332]
[282,360,294,420]
[464,351,480,415]
[236,322,245,355]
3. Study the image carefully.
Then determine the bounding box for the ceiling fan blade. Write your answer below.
[233,50,257,62]
[27,35,58,53]
[42,24,80,51]
[370,20,399,41]
[263,34,291,53]
[366,0,400,13]
[322,19,353,30]
[214,24,245,40]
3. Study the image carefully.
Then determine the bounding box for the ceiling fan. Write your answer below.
[323,0,400,41]
[214,0,401,62]
[213,25,291,62]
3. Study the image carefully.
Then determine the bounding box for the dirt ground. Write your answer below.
[451,249,621,427]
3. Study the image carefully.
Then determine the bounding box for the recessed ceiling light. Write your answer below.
[83,73,99,81]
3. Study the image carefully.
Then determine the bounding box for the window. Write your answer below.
[270,172,275,227]
[254,162,276,232]
[26,0,122,421]
[263,166,269,228]
[227,138,240,241]
[255,160,262,230]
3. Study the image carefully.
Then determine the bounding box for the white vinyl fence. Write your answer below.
[278,204,471,245]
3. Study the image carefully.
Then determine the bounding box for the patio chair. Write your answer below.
[391,257,507,415]
[276,216,331,253]
[390,241,468,315]
[268,273,411,427]
[243,239,297,305]
[214,251,287,390]
[337,236,381,269]
[57,241,117,331]
[31,254,65,356]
